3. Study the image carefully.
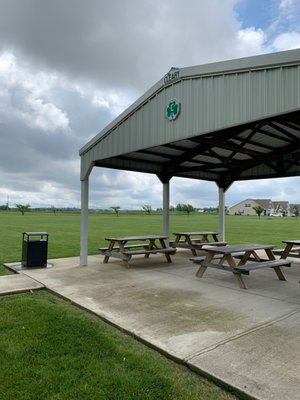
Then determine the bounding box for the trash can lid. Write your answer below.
[23,231,48,236]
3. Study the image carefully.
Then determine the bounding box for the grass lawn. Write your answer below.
[0,291,238,400]
[1,210,300,270]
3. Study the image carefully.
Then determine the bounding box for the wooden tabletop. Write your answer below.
[203,243,274,254]
[173,231,219,236]
[105,235,168,241]
[282,240,300,245]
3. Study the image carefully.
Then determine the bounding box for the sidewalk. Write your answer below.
[3,252,300,400]
[0,273,44,295]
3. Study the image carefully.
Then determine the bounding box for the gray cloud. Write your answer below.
[0,0,241,92]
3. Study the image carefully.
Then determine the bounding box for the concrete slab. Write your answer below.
[4,252,300,400]
[0,273,44,295]
[189,310,300,400]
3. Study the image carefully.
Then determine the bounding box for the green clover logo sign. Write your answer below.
[165,99,181,121]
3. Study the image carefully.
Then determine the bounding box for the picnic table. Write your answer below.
[99,235,176,266]
[170,231,226,256]
[273,240,300,259]
[190,243,291,289]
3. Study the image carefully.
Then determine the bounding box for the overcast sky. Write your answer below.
[1,0,300,210]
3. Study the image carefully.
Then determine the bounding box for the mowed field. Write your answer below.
[1,210,300,272]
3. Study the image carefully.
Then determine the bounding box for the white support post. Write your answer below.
[162,181,170,244]
[80,178,89,266]
[218,186,225,242]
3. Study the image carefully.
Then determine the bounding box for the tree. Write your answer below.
[293,205,299,219]
[15,204,31,215]
[252,205,264,218]
[110,206,120,216]
[176,203,195,215]
[142,205,152,215]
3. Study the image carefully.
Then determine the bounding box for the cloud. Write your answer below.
[22,96,69,132]
[0,52,69,132]
[272,31,300,50]
[0,0,242,92]
[236,27,267,55]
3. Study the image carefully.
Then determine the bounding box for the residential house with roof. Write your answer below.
[228,199,273,216]
[229,199,294,216]
[290,204,300,216]
[272,201,290,216]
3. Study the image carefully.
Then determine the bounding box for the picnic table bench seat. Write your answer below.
[273,247,300,257]
[192,258,291,275]
[193,241,227,249]
[170,240,226,247]
[190,252,244,264]
[99,243,149,252]
[233,259,291,274]
[190,255,223,264]
[100,245,176,257]
[124,247,176,256]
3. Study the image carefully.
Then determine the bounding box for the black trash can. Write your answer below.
[22,232,48,267]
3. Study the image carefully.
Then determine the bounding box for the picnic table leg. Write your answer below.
[174,235,181,245]
[159,238,172,263]
[164,253,172,262]
[280,243,293,259]
[119,241,132,267]
[190,249,197,256]
[185,235,197,256]
[265,248,276,261]
[233,272,248,289]
[123,259,131,268]
[273,266,286,281]
[264,248,286,280]
[196,253,214,278]
[144,239,154,258]
[212,233,219,241]
[201,234,209,242]
[238,250,252,265]
[103,240,115,263]
[196,264,207,278]
[227,255,248,289]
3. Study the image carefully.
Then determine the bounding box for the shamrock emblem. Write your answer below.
[165,99,180,121]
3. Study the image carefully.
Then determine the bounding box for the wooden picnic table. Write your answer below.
[190,243,291,289]
[171,231,226,256]
[273,240,300,259]
[99,235,176,266]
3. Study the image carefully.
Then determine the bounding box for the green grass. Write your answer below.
[0,291,237,400]
[1,210,300,273]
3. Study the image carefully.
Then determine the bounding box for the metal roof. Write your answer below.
[80,48,300,189]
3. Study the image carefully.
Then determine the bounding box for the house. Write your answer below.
[290,204,300,216]
[272,201,290,216]
[229,199,295,216]
[228,199,273,216]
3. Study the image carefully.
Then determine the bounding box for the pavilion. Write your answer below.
[79,48,300,266]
